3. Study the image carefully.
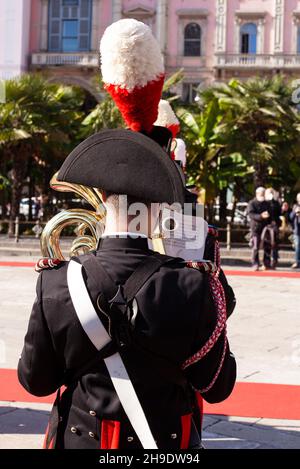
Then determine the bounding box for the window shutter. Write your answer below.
[71,6,78,18]
[51,0,60,17]
[49,0,61,51]
[78,0,92,51]
[297,28,300,54]
[241,34,247,53]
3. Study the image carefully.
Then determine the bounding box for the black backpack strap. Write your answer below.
[73,252,118,300]
[75,251,181,303]
[123,252,181,302]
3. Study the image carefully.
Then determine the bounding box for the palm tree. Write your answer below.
[0,74,84,233]
[177,96,249,222]
[179,75,300,223]
[199,75,300,189]
[178,76,300,219]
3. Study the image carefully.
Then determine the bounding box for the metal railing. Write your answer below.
[215,53,300,68]
[0,219,294,251]
[165,54,207,69]
[31,52,99,67]
[0,219,45,243]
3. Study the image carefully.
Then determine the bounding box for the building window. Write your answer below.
[182,83,200,104]
[240,23,257,54]
[62,20,78,51]
[184,23,201,57]
[297,27,300,54]
[48,0,92,52]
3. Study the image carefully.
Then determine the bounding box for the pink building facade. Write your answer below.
[1,0,300,101]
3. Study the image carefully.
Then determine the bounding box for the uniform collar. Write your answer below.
[101,231,147,239]
[97,233,150,251]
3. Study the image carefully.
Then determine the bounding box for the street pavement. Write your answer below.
[0,261,299,449]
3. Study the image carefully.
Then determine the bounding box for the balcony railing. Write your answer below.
[215,54,300,68]
[31,52,99,67]
[166,54,206,69]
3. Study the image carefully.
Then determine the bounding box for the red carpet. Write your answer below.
[204,382,300,420]
[0,369,56,403]
[1,369,300,420]
[0,261,36,268]
[224,269,300,278]
[1,261,300,278]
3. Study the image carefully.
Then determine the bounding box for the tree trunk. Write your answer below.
[230,197,237,224]
[28,156,34,221]
[253,161,267,188]
[206,201,214,224]
[8,150,27,236]
[0,162,8,221]
[0,190,6,220]
[231,181,243,224]
[219,188,227,226]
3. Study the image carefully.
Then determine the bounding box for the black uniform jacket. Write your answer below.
[18,236,236,449]
[247,198,270,235]
[268,199,282,228]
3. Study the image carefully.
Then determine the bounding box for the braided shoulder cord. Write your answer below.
[182,228,228,393]
[35,257,62,272]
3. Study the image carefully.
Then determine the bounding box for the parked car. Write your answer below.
[19,198,40,219]
[214,202,249,225]
[227,202,248,226]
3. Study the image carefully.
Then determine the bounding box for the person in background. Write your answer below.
[281,201,292,228]
[264,188,282,270]
[290,193,300,269]
[247,187,270,271]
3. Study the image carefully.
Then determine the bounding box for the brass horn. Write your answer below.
[40,173,165,260]
[40,173,106,260]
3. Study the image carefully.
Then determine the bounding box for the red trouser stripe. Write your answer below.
[100,420,121,449]
[196,392,204,428]
[180,414,192,449]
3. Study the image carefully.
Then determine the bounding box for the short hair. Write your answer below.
[104,192,152,210]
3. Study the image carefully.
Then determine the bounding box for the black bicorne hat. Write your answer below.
[57,129,186,206]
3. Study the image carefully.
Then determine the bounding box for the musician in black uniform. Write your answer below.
[18,129,236,449]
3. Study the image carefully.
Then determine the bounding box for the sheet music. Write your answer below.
[158,207,208,261]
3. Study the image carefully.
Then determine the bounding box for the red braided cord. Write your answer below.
[182,272,227,369]
[182,231,228,393]
[198,330,227,394]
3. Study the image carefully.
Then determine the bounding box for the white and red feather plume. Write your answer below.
[100,19,165,133]
[174,138,187,168]
[154,100,180,138]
